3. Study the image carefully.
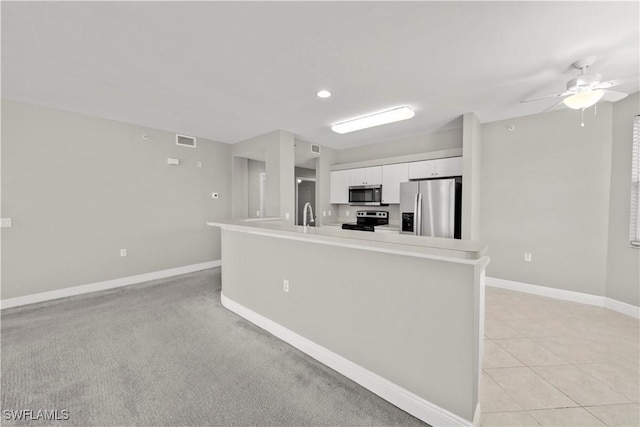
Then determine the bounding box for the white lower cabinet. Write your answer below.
[381,163,408,204]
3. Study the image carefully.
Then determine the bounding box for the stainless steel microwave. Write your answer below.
[349,185,385,206]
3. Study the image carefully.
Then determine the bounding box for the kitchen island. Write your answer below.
[206,219,489,426]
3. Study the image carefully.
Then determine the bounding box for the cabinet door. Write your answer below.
[434,156,462,177]
[365,166,382,185]
[349,168,367,186]
[381,163,408,204]
[408,160,435,179]
[330,170,350,204]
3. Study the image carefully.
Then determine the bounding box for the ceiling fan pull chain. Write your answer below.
[581,109,585,127]
[594,103,597,116]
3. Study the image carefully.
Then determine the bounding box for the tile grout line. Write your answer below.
[482,289,638,426]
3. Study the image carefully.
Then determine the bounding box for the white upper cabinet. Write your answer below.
[434,156,463,177]
[408,156,462,180]
[330,170,350,204]
[349,166,382,186]
[331,157,461,204]
[408,160,435,180]
[381,163,408,204]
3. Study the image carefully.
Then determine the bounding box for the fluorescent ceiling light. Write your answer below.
[316,90,332,98]
[331,107,415,134]
[563,90,604,110]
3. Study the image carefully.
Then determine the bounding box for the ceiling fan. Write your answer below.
[521,56,628,121]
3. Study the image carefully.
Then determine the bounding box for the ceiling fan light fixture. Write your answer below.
[331,107,415,134]
[563,90,604,110]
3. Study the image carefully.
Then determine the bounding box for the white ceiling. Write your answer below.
[2,1,638,150]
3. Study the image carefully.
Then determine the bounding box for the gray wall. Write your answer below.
[607,93,640,306]
[462,112,482,240]
[294,167,315,180]
[248,159,266,218]
[336,128,462,164]
[480,104,614,298]
[1,100,231,299]
[311,144,338,225]
[232,130,295,222]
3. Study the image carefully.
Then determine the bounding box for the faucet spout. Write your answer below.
[303,202,314,227]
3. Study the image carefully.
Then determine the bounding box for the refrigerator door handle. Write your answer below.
[415,193,423,236]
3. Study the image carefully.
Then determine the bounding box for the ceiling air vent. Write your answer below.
[311,144,321,154]
[176,134,196,148]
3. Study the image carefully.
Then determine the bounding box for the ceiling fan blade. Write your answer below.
[594,81,614,89]
[542,99,566,113]
[595,76,638,89]
[520,91,572,103]
[600,90,628,102]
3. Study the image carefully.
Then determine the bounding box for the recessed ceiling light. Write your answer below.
[316,90,332,98]
[331,107,415,134]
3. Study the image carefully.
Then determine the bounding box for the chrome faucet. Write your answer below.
[303,202,315,227]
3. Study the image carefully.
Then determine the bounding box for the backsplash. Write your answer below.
[336,204,400,226]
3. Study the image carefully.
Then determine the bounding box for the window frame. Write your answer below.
[630,115,640,248]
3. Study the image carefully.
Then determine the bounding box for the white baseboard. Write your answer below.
[1,260,221,310]
[604,297,640,319]
[221,292,473,427]
[486,277,640,319]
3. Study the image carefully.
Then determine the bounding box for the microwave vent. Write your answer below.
[176,134,196,148]
[311,144,321,154]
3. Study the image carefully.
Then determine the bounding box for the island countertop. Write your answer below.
[207,219,488,263]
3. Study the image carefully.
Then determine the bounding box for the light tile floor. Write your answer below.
[480,287,639,427]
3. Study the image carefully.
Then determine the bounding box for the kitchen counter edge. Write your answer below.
[207,220,488,265]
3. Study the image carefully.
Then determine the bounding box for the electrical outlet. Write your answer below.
[285,212,290,220]
[524,252,532,262]
[256,210,261,217]
[283,279,289,293]
[322,211,326,217]
[197,160,203,168]
[346,210,350,216]
[120,249,127,257]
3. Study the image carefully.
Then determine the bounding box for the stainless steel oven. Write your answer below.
[349,185,384,206]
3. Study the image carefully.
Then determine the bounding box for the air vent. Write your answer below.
[176,134,196,148]
[311,144,321,154]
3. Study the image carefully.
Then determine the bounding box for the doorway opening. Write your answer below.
[296,178,316,226]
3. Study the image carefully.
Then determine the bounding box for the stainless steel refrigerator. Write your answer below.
[399,178,462,238]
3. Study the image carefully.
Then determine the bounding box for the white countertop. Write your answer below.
[207,218,488,263]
